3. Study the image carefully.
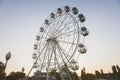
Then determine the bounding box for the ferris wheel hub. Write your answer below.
[46,37,58,43]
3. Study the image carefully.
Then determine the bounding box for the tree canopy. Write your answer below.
[0,61,6,80]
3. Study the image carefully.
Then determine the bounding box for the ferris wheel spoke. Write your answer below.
[58,16,72,32]
[46,42,54,78]
[48,15,62,34]
[43,29,51,37]
[35,42,48,64]
[39,36,48,40]
[69,31,79,60]
[55,14,69,30]
[57,27,78,56]
[56,43,67,64]
[59,32,78,62]
[57,28,79,39]
[56,21,78,38]
[59,43,74,62]
[57,44,71,63]
[55,15,62,28]
[57,40,77,45]
[27,42,48,76]
[58,14,79,37]
[58,14,75,33]
[52,43,63,70]
[51,42,59,68]
[41,23,56,38]
[57,43,74,64]
[47,14,68,37]
[39,43,49,71]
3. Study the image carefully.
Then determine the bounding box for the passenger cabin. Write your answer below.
[72,7,78,15]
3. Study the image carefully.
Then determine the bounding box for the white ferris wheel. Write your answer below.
[28,5,89,80]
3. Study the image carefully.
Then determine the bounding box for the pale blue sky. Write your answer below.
[0,0,120,75]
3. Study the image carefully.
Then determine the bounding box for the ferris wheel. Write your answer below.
[28,5,89,80]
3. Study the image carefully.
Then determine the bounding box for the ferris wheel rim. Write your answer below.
[34,6,80,68]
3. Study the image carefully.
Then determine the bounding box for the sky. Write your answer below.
[0,0,120,76]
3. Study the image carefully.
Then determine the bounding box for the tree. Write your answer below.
[6,71,26,80]
[86,73,95,80]
[116,65,120,80]
[100,69,104,74]
[81,67,86,80]
[0,61,6,80]
[112,65,117,74]
[95,70,101,79]
[72,72,79,80]
[49,69,59,80]
[62,63,73,80]
[112,65,117,79]
[116,65,120,73]
[100,69,105,79]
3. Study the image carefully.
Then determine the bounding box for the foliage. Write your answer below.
[95,70,101,79]
[112,65,120,80]
[80,65,120,80]
[112,65,117,74]
[49,63,80,80]
[81,67,86,80]
[49,69,61,80]
[6,71,26,80]
[86,73,95,80]
[72,72,79,80]
[0,61,6,80]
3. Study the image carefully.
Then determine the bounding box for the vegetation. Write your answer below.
[0,60,120,80]
[6,71,26,80]
[0,61,6,80]
[81,65,120,80]
[0,61,26,80]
